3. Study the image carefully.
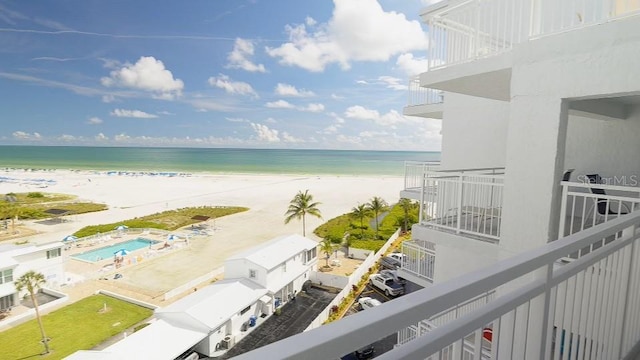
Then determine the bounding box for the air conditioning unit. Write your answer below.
[220,335,235,349]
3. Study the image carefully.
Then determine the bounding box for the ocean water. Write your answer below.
[0,146,440,176]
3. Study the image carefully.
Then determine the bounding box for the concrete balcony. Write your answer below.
[403,164,505,243]
[418,0,640,100]
[403,76,444,119]
[234,212,640,360]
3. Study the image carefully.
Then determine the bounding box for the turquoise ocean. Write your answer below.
[0,146,440,176]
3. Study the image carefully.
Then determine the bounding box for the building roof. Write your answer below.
[66,319,206,360]
[226,234,317,270]
[156,278,268,331]
[0,241,63,259]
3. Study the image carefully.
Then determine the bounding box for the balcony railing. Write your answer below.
[403,161,440,191]
[234,211,640,360]
[407,75,444,107]
[401,239,437,284]
[420,168,504,241]
[425,0,640,70]
[559,177,640,259]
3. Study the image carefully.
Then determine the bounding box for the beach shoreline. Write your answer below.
[1,168,404,305]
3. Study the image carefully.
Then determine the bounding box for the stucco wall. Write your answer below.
[440,93,509,170]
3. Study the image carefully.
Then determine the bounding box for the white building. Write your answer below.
[0,241,65,311]
[230,1,640,359]
[67,234,318,359]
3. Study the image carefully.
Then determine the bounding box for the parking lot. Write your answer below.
[341,274,423,359]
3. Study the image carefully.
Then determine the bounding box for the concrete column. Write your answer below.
[500,95,568,255]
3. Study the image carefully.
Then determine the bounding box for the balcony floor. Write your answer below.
[424,211,501,243]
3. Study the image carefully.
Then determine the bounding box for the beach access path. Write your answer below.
[1,170,403,306]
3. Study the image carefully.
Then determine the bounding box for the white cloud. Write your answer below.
[57,134,76,141]
[266,0,428,72]
[12,131,42,141]
[282,132,303,143]
[377,76,407,90]
[300,103,325,112]
[265,100,295,109]
[209,74,258,97]
[110,109,158,118]
[344,105,380,120]
[396,53,430,76]
[95,133,108,141]
[227,38,266,73]
[102,94,116,103]
[274,83,315,97]
[101,56,184,99]
[265,118,277,124]
[250,123,280,142]
[226,117,249,123]
[87,117,103,125]
[331,93,344,100]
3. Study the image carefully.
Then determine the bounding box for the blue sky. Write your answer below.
[0,0,442,151]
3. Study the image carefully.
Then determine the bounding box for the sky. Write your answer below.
[0,0,442,151]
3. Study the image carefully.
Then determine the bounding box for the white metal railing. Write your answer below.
[404,161,440,191]
[407,75,445,107]
[401,239,436,283]
[559,178,640,259]
[420,168,504,241]
[233,211,640,360]
[425,0,640,70]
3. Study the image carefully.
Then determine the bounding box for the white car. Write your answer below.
[388,252,406,263]
[358,296,382,310]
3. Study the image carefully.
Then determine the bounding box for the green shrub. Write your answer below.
[26,192,44,198]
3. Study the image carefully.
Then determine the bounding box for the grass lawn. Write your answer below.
[0,192,108,221]
[0,294,153,360]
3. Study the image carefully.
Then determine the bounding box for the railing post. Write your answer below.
[618,224,638,357]
[419,166,426,224]
[456,173,464,234]
[539,263,555,359]
[558,182,569,239]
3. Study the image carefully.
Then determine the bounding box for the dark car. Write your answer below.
[379,256,401,270]
[354,344,375,359]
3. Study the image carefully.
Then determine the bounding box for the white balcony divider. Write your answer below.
[233,212,640,360]
[425,0,640,70]
[559,179,640,259]
[421,168,504,241]
[404,161,440,191]
[407,75,444,107]
[401,239,436,283]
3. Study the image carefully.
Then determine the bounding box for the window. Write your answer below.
[0,294,14,311]
[305,248,317,263]
[47,248,61,259]
[249,269,256,279]
[0,269,13,285]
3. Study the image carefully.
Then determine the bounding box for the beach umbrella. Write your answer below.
[63,235,78,242]
[115,225,129,231]
[114,249,130,257]
[167,234,179,241]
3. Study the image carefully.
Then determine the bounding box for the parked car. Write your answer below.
[354,344,375,359]
[379,256,401,270]
[369,273,404,297]
[388,252,406,263]
[379,269,407,285]
[358,296,382,310]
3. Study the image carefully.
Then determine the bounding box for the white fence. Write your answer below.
[0,288,69,331]
[404,161,440,191]
[425,0,640,70]
[421,168,504,241]
[310,272,349,289]
[559,178,640,259]
[304,229,401,331]
[406,75,444,107]
[234,211,640,360]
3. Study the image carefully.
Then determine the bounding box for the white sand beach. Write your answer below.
[1,169,403,304]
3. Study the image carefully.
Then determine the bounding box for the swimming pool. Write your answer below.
[72,238,159,262]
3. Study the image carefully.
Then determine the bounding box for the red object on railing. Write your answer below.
[483,328,493,342]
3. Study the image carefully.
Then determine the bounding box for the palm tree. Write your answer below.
[319,238,335,267]
[342,232,353,258]
[351,204,371,239]
[15,271,49,354]
[284,190,322,237]
[399,198,414,233]
[367,196,388,239]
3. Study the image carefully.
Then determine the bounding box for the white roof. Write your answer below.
[226,234,317,270]
[0,241,63,258]
[156,278,267,330]
[105,319,206,359]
